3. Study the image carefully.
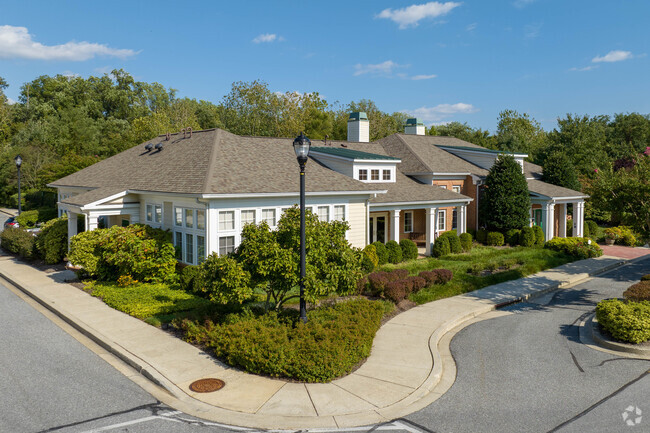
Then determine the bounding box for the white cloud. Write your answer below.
[569,65,598,72]
[6,97,16,105]
[406,103,478,122]
[94,66,112,75]
[376,2,462,29]
[0,25,137,61]
[61,70,80,78]
[252,33,284,43]
[466,23,477,31]
[411,74,437,80]
[524,22,542,38]
[353,60,408,77]
[592,50,633,63]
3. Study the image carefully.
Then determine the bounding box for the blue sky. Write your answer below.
[1,0,648,132]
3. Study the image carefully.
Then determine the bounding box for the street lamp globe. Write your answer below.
[14,155,22,168]
[293,132,311,165]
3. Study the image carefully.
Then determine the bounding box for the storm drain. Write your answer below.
[189,378,225,393]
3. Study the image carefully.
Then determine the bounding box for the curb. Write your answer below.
[587,313,650,357]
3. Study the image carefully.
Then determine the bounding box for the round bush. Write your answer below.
[476,229,488,244]
[399,239,419,261]
[533,225,544,245]
[623,281,650,302]
[16,210,39,228]
[372,242,388,265]
[586,220,599,238]
[446,233,462,254]
[459,232,472,252]
[504,229,521,246]
[432,236,450,258]
[486,232,504,246]
[596,299,650,344]
[0,227,35,258]
[360,253,375,272]
[385,240,403,264]
[519,227,536,247]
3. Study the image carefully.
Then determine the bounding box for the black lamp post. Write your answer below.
[14,155,22,215]
[293,132,311,324]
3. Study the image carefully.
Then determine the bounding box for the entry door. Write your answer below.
[369,215,386,243]
[533,209,542,228]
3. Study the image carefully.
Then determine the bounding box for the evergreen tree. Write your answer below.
[480,155,531,232]
[542,151,581,191]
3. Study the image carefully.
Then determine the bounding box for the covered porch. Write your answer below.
[530,199,586,240]
[369,199,471,256]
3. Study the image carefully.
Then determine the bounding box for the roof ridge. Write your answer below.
[394,133,433,173]
[202,129,222,193]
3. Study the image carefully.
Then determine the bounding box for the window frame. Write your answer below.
[358,169,368,180]
[404,211,413,233]
[173,206,206,266]
[437,209,446,232]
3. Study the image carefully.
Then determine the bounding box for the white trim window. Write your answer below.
[439,185,447,190]
[241,209,256,227]
[333,205,345,221]
[173,206,206,265]
[371,169,380,181]
[219,236,235,256]
[219,211,235,231]
[452,185,461,194]
[358,169,368,180]
[317,206,330,222]
[382,169,391,181]
[438,210,446,232]
[404,211,413,233]
[452,209,458,230]
[262,208,276,226]
[145,203,162,225]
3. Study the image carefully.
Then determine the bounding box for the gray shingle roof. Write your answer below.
[524,161,543,179]
[527,179,587,199]
[60,187,126,206]
[310,146,400,161]
[370,171,471,204]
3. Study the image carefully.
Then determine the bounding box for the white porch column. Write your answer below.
[87,214,99,232]
[558,203,567,238]
[574,201,585,237]
[425,207,438,256]
[457,205,466,234]
[67,212,78,248]
[390,209,400,242]
[542,202,555,241]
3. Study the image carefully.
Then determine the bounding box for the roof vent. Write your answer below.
[155,142,164,151]
[347,112,369,143]
[144,143,153,151]
[165,132,171,141]
[181,127,194,138]
[404,118,425,135]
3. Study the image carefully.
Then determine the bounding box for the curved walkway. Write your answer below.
[0,253,629,429]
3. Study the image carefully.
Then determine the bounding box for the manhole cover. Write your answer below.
[189,378,225,393]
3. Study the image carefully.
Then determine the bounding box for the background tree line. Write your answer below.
[1,69,649,227]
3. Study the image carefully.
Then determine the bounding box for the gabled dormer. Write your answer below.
[436,145,527,173]
[310,147,401,183]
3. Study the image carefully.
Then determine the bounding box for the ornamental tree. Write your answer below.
[235,206,363,310]
[480,154,531,232]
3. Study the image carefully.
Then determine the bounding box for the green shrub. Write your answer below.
[69,225,176,283]
[623,281,650,302]
[441,231,462,254]
[399,239,419,261]
[87,281,210,320]
[0,227,35,258]
[199,254,252,304]
[476,229,488,244]
[467,228,477,239]
[180,298,384,382]
[34,217,68,264]
[544,237,603,259]
[36,207,58,223]
[596,299,650,344]
[533,225,544,245]
[363,244,379,269]
[180,265,203,294]
[586,220,599,239]
[641,274,650,281]
[360,252,375,272]
[519,227,536,247]
[432,236,450,257]
[486,232,505,246]
[385,240,403,264]
[372,242,388,265]
[459,232,473,252]
[15,210,39,228]
[583,222,590,238]
[505,229,521,246]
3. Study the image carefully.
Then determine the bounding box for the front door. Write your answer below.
[369,215,386,243]
[533,209,542,228]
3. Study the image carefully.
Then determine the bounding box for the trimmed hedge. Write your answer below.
[400,239,419,261]
[486,232,504,247]
[372,242,388,265]
[519,227,536,247]
[476,229,488,244]
[180,298,385,382]
[34,217,68,264]
[432,236,450,258]
[447,233,462,254]
[623,281,650,302]
[544,237,603,259]
[419,269,453,285]
[385,240,403,264]
[505,229,520,246]
[15,210,39,228]
[459,232,473,252]
[596,299,650,344]
[0,227,35,258]
[533,225,545,246]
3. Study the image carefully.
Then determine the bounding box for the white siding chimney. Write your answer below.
[347,112,369,142]
[404,118,425,135]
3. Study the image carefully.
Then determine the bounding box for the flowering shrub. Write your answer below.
[544,237,603,259]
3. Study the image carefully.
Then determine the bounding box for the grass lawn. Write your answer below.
[378,245,576,304]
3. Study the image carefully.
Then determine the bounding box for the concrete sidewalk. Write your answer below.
[0,254,629,429]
